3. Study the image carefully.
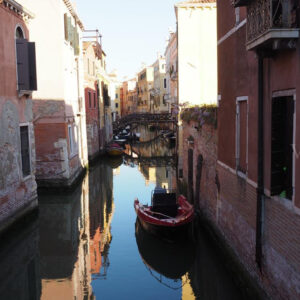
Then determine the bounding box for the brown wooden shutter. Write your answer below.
[16,39,30,91]
[28,42,37,91]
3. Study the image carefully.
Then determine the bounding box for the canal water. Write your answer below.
[0,128,259,300]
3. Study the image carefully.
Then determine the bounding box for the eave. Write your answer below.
[1,0,34,19]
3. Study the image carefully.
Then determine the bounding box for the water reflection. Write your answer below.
[88,162,114,280]
[38,176,92,300]
[135,219,195,282]
[0,215,41,300]
[0,126,258,300]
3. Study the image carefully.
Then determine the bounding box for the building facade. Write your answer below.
[165,30,178,114]
[176,0,217,106]
[127,78,138,114]
[137,67,154,113]
[152,56,168,113]
[83,41,102,161]
[0,0,38,232]
[19,0,88,188]
[217,0,300,299]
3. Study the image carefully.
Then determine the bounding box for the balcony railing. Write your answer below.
[246,0,299,50]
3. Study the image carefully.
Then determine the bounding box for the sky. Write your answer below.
[75,0,179,80]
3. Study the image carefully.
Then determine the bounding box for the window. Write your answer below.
[68,125,74,155]
[64,13,79,55]
[94,93,96,108]
[164,78,167,89]
[271,96,294,200]
[88,91,92,108]
[116,93,118,99]
[236,97,248,174]
[16,26,24,39]
[20,126,31,177]
[115,103,119,108]
[15,27,37,91]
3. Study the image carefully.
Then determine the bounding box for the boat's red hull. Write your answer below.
[134,195,194,239]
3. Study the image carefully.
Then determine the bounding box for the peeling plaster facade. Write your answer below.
[0,1,38,233]
[19,0,88,187]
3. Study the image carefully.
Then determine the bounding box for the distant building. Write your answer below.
[19,0,88,188]
[127,78,138,114]
[152,56,168,113]
[108,71,120,122]
[165,30,178,113]
[137,67,154,113]
[83,40,102,161]
[97,50,113,145]
[0,0,38,232]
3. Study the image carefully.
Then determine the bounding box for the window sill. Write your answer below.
[236,170,247,179]
[22,174,34,182]
[18,90,33,97]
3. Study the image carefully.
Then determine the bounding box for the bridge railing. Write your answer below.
[113,113,176,130]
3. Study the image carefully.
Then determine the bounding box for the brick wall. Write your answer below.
[182,121,218,222]
[182,121,300,299]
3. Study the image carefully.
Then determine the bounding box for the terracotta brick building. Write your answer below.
[0,0,38,233]
[217,1,300,298]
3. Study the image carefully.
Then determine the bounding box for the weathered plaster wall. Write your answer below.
[0,4,37,233]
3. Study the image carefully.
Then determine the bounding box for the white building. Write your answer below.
[152,56,168,113]
[175,0,217,106]
[19,0,88,187]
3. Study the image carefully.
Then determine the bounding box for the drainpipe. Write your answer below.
[256,53,264,271]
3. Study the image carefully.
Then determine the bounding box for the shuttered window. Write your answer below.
[88,92,92,108]
[63,13,80,56]
[68,125,74,155]
[271,96,294,200]
[20,126,31,177]
[16,39,37,91]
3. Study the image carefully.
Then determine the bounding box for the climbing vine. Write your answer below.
[180,104,217,129]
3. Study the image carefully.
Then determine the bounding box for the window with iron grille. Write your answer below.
[20,126,31,177]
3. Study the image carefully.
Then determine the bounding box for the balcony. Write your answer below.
[246,0,299,51]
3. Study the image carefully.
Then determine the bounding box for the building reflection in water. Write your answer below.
[0,214,41,300]
[38,160,115,299]
[88,161,114,280]
[38,175,93,300]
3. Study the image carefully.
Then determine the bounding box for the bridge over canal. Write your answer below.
[113,113,177,132]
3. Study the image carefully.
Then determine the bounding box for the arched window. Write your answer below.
[15,26,24,39]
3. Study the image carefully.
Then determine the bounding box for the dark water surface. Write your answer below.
[0,134,259,300]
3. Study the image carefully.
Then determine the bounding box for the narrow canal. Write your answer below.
[0,128,260,300]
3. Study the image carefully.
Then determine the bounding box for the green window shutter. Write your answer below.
[64,13,68,40]
[67,16,72,43]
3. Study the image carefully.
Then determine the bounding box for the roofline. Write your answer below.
[63,0,84,31]
[2,0,35,19]
[175,1,216,9]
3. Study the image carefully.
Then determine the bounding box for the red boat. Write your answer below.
[134,190,194,239]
